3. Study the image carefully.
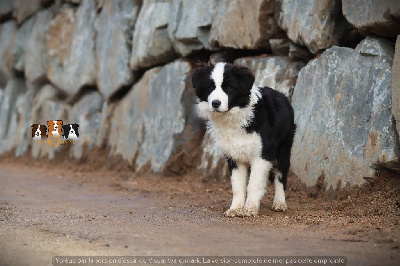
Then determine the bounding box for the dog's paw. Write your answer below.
[225,208,243,217]
[242,205,259,217]
[271,201,287,212]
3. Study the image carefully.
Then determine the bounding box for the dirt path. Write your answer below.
[0,162,399,266]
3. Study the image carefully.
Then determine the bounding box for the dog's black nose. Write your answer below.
[212,100,221,108]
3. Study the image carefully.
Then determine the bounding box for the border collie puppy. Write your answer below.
[192,62,295,217]
[62,124,79,141]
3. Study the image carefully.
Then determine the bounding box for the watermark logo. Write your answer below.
[31,120,80,148]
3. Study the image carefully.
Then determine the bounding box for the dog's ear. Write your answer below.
[232,66,255,93]
[191,63,214,92]
[31,124,38,137]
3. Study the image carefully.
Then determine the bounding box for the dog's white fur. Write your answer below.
[52,120,60,137]
[33,127,41,141]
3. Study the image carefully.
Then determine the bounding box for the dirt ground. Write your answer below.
[0,153,400,266]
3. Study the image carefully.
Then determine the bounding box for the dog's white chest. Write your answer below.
[209,122,262,163]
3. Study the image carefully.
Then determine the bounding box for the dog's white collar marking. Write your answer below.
[196,85,263,163]
[250,85,262,104]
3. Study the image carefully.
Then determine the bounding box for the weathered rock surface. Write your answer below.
[210,0,278,49]
[12,16,33,72]
[24,10,52,83]
[269,39,290,56]
[12,0,42,25]
[15,84,38,157]
[235,56,305,100]
[0,78,27,155]
[342,0,400,38]
[0,0,12,22]
[168,0,218,56]
[95,0,141,98]
[197,131,229,181]
[130,0,177,70]
[110,60,191,172]
[276,0,353,54]
[0,21,16,86]
[291,37,399,190]
[46,1,96,96]
[393,36,400,141]
[68,91,104,159]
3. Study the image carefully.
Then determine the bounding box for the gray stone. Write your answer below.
[393,36,400,142]
[0,78,27,155]
[15,83,38,157]
[24,10,52,83]
[68,91,104,159]
[342,0,400,38]
[12,0,41,25]
[276,0,353,54]
[95,0,141,99]
[30,84,68,159]
[168,0,218,56]
[110,60,191,172]
[289,42,313,62]
[0,0,12,21]
[130,0,177,70]
[96,101,115,148]
[209,0,279,49]
[269,39,290,56]
[46,1,96,96]
[0,21,16,86]
[12,15,34,72]
[197,131,229,181]
[235,56,305,100]
[291,37,399,190]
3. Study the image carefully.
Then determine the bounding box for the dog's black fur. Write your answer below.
[192,63,295,190]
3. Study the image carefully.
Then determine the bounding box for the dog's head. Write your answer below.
[62,124,79,140]
[192,62,255,113]
[31,124,40,138]
[47,120,63,136]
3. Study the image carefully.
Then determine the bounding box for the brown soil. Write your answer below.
[0,152,399,266]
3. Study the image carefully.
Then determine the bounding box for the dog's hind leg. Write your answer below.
[272,140,293,212]
[225,160,248,217]
[271,170,287,211]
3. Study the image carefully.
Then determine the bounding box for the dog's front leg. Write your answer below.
[225,163,248,217]
[243,158,272,217]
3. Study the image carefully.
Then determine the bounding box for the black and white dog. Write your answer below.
[62,124,79,141]
[192,62,296,217]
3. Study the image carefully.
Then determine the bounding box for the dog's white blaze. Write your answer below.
[211,62,225,88]
[229,163,248,210]
[33,127,41,140]
[272,171,287,211]
[51,120,60,136]
[209,62,228,112]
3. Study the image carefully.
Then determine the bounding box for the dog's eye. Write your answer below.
[226,86,233,91]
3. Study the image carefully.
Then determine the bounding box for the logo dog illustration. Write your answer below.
[31,124,47,140]
[62,124,79,141]
[47,120,63,137]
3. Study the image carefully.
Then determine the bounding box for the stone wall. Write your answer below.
[0,0,399,192]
